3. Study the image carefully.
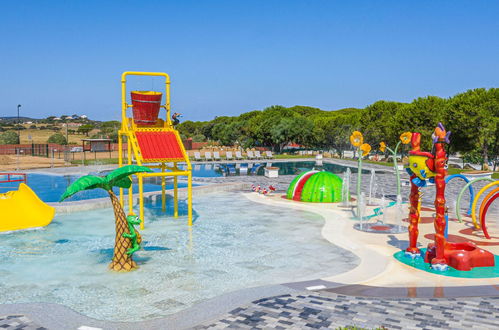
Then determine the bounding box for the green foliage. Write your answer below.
[47,133,68,145]
[445,88,499,164]
[0,131,20,144]
[463,150,483,164]
[59,165,152,201]
[192,134,206,142]
[78,124,95,136]
[179,88,497,164]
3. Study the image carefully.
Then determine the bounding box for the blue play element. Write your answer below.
[420,169,427,178]
[429,177,435,184]
[445,174,474,216]
[412,177,427,187]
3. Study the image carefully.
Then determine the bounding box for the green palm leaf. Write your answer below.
[59,175,108,201]
[105,165,152,186]
[113,177,132,189]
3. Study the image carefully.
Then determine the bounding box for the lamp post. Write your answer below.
[17,104,21,142]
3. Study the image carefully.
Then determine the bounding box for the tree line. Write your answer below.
[178,88,499,166]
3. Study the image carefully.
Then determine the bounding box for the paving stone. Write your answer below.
[195,291,499,329]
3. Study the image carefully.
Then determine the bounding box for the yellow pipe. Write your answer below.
[140,171,190,177]
[128,137,133,214]
[161,163,166,213]
[139,174,144,230]
[188,171,193,226]
[471,181,499,228]
[479,187,499,224]
[121,71,171,127]
[118,132,123,207]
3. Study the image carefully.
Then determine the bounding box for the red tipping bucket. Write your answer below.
[131,91,162,125]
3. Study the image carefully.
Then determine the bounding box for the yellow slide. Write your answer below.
[0,183,55,232]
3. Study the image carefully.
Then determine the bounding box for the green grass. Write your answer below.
[70,158,119,165]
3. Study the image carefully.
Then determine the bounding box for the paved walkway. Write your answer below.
[195,291,499,329]
[0,315,46,330]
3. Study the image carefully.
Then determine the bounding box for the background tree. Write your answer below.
[445,88,499,168]
[0,131,20,144]
[47,133,67,145]
[78,124,95,136]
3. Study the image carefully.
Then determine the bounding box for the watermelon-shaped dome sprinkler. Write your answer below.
[286,170,343,203]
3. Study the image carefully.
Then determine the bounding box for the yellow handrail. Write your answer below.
[121,71,171,129]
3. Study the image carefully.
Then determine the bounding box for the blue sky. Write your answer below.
[0,1,498,122]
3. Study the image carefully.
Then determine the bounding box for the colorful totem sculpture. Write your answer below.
[404,123,494,271]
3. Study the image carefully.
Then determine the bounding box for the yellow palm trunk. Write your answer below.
[108,190,137,271]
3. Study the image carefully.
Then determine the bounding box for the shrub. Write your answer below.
[47,133,67,145]
[0,131,20,144]
[192,134,206,142]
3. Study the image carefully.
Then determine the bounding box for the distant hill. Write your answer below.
[0,116,40,123]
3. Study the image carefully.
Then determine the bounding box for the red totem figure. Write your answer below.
[404,123,450,270]
[405,123,494,271]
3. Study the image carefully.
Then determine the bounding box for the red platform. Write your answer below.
[135,131,185,161]
[425,242,495,271]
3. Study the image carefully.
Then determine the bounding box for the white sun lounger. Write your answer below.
[194,152,202,161]
[204,151,213,161]
[235,151,244,160]
[265,151,274,159]
[254,150,262,159]
[225,151,233,160]
[213,151,221,161]
[247,151,255,160]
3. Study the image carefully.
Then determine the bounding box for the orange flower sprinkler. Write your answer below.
[350,131,371,219]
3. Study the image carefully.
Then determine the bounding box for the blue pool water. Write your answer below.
[184,160,368,177]
[0,161,361,202]
[0,173,189,203]
[0,192,359,321]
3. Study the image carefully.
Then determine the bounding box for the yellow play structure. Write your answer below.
[118,71,193,228]
[0,183,55,232]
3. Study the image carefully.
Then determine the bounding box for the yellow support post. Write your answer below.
[120,71,192,228]
[139,174,144,230]
[161,163,166,213]
[128,136,133,214]
[118,132,123,207]
[188,171,193,226]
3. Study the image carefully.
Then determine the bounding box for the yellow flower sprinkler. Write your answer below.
[378,131,412,196]
[350,131,371,219]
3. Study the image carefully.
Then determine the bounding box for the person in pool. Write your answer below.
[172,112,182,126]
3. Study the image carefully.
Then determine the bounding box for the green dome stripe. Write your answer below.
[300,171,343,203]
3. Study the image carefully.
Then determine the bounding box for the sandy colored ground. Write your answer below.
[0,155,68,171]
[246,192,499,289]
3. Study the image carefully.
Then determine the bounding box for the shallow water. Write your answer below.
[0,192,358,321]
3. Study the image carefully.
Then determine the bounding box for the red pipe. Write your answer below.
[0,173,27,184]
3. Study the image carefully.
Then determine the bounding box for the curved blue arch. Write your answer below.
[445,174,474,216]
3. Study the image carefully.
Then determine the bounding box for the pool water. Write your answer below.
[0,173,190,203]
[188,161,369,177]
[0,192,358,321]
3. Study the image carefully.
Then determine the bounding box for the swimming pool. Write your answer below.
[0,161,361,202]
[0,173,189,203]
[186,160,369,177]
[0,192,359,321]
